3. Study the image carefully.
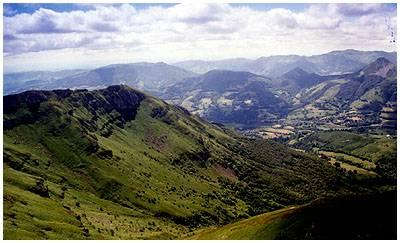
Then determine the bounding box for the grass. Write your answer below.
[3,87,245,239]
[319,151,376,170]
[186,206,300,240]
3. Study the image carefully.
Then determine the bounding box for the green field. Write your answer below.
[292,131,396,161]
[292,131,396,180]
[319,151,377,175]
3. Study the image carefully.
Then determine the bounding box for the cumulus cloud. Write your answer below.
[3,3,397,72]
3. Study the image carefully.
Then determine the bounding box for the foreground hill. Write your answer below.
[4,85,370,239]
[163,70,289,127]
[188,191,396,240]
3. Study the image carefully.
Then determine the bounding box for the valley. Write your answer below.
[3,50,397,240]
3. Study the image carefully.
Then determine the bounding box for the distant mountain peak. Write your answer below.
[105,84,134,92]
[281,67,320,80]
[328,49,360,55]
[280,67,323,89]
[284,67,309,76]
[373,57,392,65]
[362,57,395,78]
[204,69,251,75]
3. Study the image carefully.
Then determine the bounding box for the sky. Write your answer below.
[3,3,397,73]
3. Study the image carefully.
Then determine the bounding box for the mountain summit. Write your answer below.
[280,68,323,89]
[360,57,396,78]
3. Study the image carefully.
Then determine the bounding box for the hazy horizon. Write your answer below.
[4,3,397,73]
[3,48,397,74]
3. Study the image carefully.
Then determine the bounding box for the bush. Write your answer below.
[29,178,50,198]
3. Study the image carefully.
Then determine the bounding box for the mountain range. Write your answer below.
[4,85,375,239]
[3,49,397,240]
[4,50,396,97]
[286,57,397,129]
[4,62,196,96]
[4,50,397,131]
[4,69,87,95]
[174,49,397,77]
[163,57,396,130]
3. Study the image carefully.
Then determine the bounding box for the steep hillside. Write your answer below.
[188,191,396,240]
[4,85,362,239]
[163,70,289,127]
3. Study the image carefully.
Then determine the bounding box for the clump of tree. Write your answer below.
[375,153,396,181]
[29,178,50,198]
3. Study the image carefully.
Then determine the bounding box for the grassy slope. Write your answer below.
[3,86,385,239]
[4,87,245,239]
[189,191,397,240]
[187,206,300,240]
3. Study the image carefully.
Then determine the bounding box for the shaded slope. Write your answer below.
[279,68,323,90]
[164,70,289,127]
[189,190,396,240]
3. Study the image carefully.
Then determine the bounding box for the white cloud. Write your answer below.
[3,3,397,72]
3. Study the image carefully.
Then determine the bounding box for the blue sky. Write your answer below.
[3,3,397,72]
[4,3,310,16]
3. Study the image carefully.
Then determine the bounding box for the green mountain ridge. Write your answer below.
[3,85,375,239]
